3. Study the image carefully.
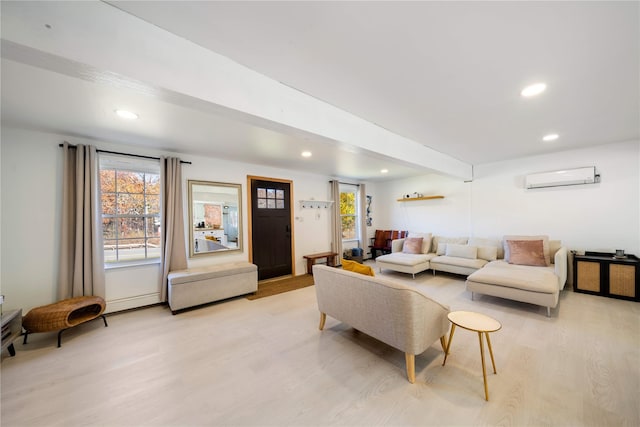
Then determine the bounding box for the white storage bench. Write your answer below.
[168,262,258,313]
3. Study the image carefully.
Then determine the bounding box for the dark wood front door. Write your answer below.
[249,177,293,281]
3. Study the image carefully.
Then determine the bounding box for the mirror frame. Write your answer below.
[188,180,243,257]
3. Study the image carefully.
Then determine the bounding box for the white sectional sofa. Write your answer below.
[376,233,568,316]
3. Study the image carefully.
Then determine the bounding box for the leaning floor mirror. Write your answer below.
[188,180,242,257]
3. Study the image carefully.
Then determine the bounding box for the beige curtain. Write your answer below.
[58,142,105,299]
[160,157,187,301]
[358,184,368,256]
[330,180,343,261]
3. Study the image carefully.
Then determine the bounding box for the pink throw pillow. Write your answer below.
[402,237,424,254]
[507,240,547,266]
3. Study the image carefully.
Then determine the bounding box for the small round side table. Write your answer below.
[442,310,502,401]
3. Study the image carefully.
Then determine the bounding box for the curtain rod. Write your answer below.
[59,143,192,164]
[329,180,361,186]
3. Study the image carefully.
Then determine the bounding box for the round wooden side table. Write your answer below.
[442,310,502,401]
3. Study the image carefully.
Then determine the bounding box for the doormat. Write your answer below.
[246,274,315,300]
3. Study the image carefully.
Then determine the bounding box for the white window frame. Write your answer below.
[99,153,162,267]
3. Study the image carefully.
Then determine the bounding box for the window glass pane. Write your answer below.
[101,194,116,215]
[100,169,116,193]
[341,216,356,239]
[104,240,118,263]
[146,195,160,215]
[117,194,145,215]
[102,218,117,239]
[146,217,161,238]
[147,241,162,259]
[340,192,356,215]
[116,171,145,194]
[115,242,146,262]
[145,174,160,195]
[118,217,145,240]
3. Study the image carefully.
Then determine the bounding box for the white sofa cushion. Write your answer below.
[377,252,434,266]
[476,246,498,261]
[445,243,477,259]
[467,261,558,293]
[430,255,488,269]
[433,236,468,255]
[468,237,502,259]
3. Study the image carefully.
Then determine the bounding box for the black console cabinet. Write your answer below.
[573,252,639,302]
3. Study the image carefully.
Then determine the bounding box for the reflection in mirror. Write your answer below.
[188,180,242,257]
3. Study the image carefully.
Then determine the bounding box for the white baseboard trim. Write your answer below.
[105,293,162,313]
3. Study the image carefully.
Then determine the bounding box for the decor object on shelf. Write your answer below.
[313,264,450,383]
[22,296,107,348]
[396,195,445,202]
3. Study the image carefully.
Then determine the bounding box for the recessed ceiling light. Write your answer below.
[380,169,389,174]
[301,151,312,158]
[115,109,139,120]
[542,133,559,142]
[521,83,547,97]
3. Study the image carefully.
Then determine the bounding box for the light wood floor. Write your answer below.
[2,266,639,426]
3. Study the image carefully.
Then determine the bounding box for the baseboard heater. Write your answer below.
[525,166,599,189]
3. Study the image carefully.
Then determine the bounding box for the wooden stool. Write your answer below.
[22,296,108,348]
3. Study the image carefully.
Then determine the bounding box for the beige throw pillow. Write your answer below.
[402,237,424,254]
[506,240,547,266]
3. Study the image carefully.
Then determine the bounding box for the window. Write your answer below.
[340,183,359,241]
[99,154,161,264]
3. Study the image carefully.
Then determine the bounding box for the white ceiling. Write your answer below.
[2,1,638,181]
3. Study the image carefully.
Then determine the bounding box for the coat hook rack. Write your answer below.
[299,200,333,209]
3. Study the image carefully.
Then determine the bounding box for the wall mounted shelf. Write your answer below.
[396,195,445,202]
[299,200,333,209]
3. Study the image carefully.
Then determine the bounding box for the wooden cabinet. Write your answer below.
[574,252,639,301]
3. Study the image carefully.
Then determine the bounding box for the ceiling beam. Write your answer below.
[1,1,472,180]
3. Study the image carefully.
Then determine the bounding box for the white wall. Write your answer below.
[0,127,336,313]
[375,140,640,255]
[376,174,472,237]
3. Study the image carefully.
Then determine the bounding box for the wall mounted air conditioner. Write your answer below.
[525,166,598,189]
